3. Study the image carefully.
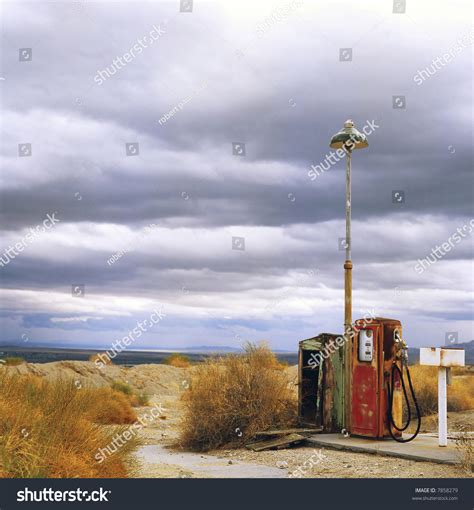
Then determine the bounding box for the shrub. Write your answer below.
[179,343,297,451]
[86,387,137,424]
[163,353,190,368]
[275,359,290,370]
[409,365,474,416]
[89,353,113,366]
[0,372,140,478]
[1,357,25,366]
[455,425,474,474]
[110,381,150,408]
[134,393,150,407]
[111,380,133,396]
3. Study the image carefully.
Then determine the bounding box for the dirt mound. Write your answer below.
[4,361,299,398]
[4,361,190,396]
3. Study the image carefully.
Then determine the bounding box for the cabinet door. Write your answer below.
[351,328,379,437]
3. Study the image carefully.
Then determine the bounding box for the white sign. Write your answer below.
[420,347,465,367]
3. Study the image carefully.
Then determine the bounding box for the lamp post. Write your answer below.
[329,119,368,432]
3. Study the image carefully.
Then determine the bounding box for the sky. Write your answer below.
[0,0,473,352]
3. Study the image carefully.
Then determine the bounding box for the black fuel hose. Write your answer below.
[386,361,421,443]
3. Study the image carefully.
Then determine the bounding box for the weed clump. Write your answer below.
[1,357,25,366]
[179,343,296,451]
[163,354,191,368]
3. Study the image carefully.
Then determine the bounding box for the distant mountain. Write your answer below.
[409,340,474,365]
[0,343,238,352]
[179,345,242,353]
[0,343,294,354]
[179,345,294,353]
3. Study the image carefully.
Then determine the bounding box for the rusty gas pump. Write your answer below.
[350,317,421,442]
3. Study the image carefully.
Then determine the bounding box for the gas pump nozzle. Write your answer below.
[387,329,421,442]
[393,329,407,362]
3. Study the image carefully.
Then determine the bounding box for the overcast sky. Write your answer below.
[0,0,472,351]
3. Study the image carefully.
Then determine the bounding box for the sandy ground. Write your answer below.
[133,392,473,479]
[7,361,473,478]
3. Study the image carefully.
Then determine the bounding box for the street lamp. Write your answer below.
[329,119,368,431]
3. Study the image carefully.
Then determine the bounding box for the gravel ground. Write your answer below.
[212,445,471,478]
[134,395,473,479]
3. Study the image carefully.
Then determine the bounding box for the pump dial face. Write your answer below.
[358,329,374,362]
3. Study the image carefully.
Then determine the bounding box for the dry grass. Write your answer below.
[87,387,137,424]
[179,343,297,451]
[111,380,133,395]
[163,353,191,368]
[111,380,150,407]
[455,425,474,474]
[131,393,150,407]
[409,365,474,417]
[0,371,140,478]
[452,366,474,376]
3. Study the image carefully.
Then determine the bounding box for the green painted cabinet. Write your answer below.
[298,333,344,432]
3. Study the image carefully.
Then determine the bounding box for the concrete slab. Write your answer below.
[306,433,464,466]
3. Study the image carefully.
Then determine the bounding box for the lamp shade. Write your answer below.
[329,119,368,150]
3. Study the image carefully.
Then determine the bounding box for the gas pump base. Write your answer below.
[305,434,461,466]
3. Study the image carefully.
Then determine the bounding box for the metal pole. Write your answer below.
[344,149,353,431]
[438,367,447,447]
[345,150,352,266]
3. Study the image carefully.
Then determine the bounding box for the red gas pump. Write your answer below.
[350,317,421,442]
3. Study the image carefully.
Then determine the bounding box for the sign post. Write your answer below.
[420,347,465,447]
[438,366,448,447]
